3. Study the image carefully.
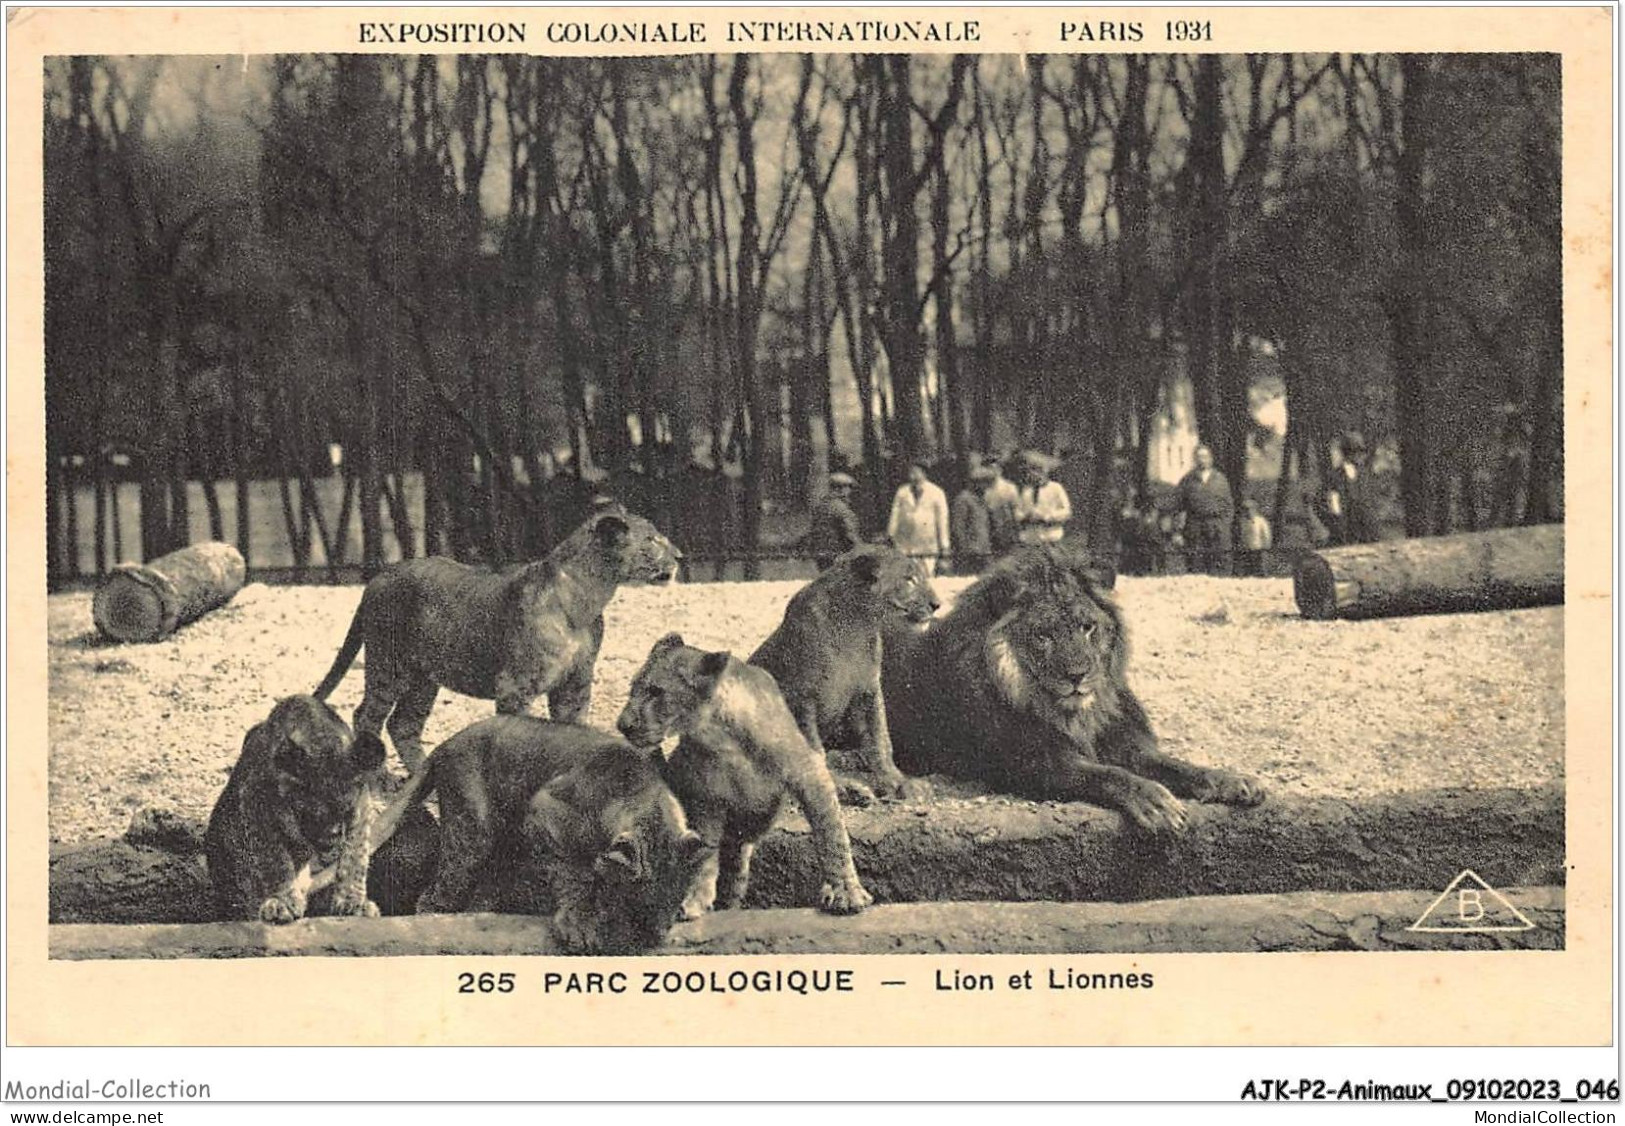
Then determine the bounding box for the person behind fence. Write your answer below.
[1325,431,1379,545]
[1118,499,1158,575]
[1274,478,1328,557]
[808,471,863,572]
[1238,498,1273,576]
[887,460,950,575]
[1014,452,1072,545]
[983,452,1022,554]
[1175,444,1235,575]
[950,464,996,574]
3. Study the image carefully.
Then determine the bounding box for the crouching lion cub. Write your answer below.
[617,633,872,918]
[314,716,712,954]
[205,695,385,923]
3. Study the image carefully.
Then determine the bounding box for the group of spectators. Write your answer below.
[1124,432,1379,576]
[810,431,1382,580]
[808,450,1073,576]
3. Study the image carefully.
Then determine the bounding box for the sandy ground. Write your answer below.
[46,576,1563,846]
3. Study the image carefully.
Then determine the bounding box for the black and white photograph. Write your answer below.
[8,5,1613,1066]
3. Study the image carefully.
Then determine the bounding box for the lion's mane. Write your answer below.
[885,542,1149,795]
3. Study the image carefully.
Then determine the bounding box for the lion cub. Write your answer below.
[205,696,385,923]
[751,545,938,804]
[617,634,873,918]
[314,506,680,774]
[339,716,713,954]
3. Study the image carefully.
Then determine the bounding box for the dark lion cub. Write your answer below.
[617,634,872,918]
[315,716,712,954]
[205,696,385,923]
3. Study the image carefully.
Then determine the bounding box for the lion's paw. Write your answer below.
[258,896,303,925]
[1119,780,1188,835]
[332,893,381,918]
[885,776,933,803]
[835,778,877,808]
[679,892,715,921]
[1197,768,1267,808]
[819,880,873,916]
[550,905,600,953]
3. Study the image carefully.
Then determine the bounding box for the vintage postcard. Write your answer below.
[4,3,1615,1067]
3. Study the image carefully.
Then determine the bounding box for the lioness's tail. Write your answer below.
[308,760,437,898]
[314,604,367,701]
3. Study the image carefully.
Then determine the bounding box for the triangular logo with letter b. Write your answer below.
[1408,870,1535,933]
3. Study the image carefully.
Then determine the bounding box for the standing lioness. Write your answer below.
[315,507,680,772]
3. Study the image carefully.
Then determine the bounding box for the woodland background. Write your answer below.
[43,52,1562,583]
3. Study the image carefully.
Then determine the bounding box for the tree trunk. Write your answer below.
[1293,525,1563,620]
[92,541,248,642]
[202,471,225,544]
[357,354,384,579]
[929,114,964,460]
[231,347,251,565]
[384,470,416,559]
[730,56,766,581]
[971,64,995,455]
[1187,56,1229,485]
[61,456,82,580]
[93,452,109,576]
[330,463,357,566]
[275,473,304,569]
[1393,55,1436,537]
[877,57,927,463]
[421,428,446,558]
[1117,56,1155,510]
[1523,279,1562,524]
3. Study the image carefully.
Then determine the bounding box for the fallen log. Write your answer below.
[92,541,247,643]
[49,887,1564,959]
[1293,525,1563,621]
[50,784,1565,925]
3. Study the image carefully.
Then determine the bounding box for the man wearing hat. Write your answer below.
[1325,432,1378,545]
[951,463,997,574]
[808,470,863,572]
[984,451,1022,554]
[1014,451,1073,545]
[1175,444,1235,574]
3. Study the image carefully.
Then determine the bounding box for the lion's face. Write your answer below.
[615,633,730,748]
[838,544,940,627]
[263,697,385,849]
[587,508,682,584]
[997,586,1122,714]
[975,552,1128,737]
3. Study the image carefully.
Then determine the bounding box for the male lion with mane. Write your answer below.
[883,541,1265,832]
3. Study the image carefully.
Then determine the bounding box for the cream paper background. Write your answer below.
[6,5,1613,1048]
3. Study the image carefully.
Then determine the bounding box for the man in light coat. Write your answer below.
[888,461,950,575]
